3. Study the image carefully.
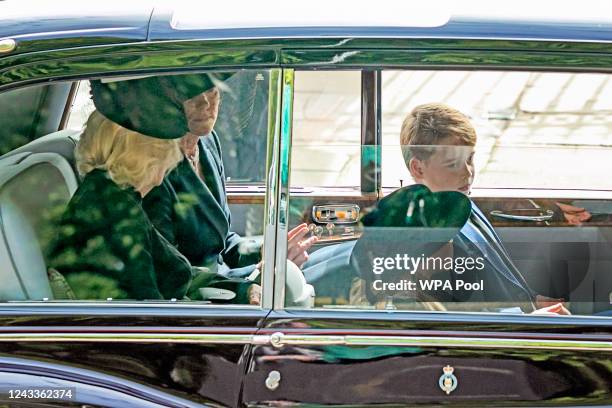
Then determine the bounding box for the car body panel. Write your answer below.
[0,44,279,90]
[0,307,268,406]
[245,343,610,406]
[4,41,612,91]
[0,3,153,56]
[0,356,203,407]
[147,4,612,45]
[244,311,612,406]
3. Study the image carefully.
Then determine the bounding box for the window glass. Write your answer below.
[381,70,612,190]
[0,70,274,305]
[67,71,271,185]
[66,81,94,131]
[291,71,361,188]
[287,69,612,317]
[216,70,270,184]
[0,83,73,155]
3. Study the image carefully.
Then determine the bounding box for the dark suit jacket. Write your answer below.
[47,170,193,300]
[452,204,536,311]
[143,131,261,274]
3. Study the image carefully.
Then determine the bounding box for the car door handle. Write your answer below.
[267,331,344,348]
[490,208,554,222]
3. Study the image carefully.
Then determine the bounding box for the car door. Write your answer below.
[0,38,286,407]
[242,47,612,406]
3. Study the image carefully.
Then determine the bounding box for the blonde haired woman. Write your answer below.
[76,111,182,195]
[47,110,192,300]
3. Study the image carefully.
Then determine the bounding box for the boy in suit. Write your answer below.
[399,103,568,314]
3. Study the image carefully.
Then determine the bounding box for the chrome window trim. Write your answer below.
[261,68,283,310]
[0,333,256,344]
[0,302,266,308]
[272,69,295,310]
[0,331,609,351]
[0,302,270,318]
[268,333,612,351]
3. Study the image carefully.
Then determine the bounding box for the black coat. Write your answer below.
[452,205,536,311]
[47,170,193,300]
[143,132,261,273]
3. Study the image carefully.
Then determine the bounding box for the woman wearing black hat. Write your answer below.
[84,72,312,302]
[94,73,318,282]
[47,75,262,303]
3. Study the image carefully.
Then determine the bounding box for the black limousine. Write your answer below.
[0,1,611,406]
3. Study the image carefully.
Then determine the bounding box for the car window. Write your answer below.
[66,81,94,131]
[68,71,271,186]
[291,71,361,188]
[0,70,275,305]
[286,68,612,318]
[381,70,612,191]
[0,83,73,155]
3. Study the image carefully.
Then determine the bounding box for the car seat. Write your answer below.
[0,151,78,300]
[1,129,78,172]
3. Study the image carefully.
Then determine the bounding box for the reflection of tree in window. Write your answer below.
[46,171,191,301]
[0,84,72,155]
[215,71,269,184]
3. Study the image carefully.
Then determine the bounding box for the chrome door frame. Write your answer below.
[269,69,295,310]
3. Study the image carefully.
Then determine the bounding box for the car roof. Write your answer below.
[1,1,611,57]
[149,1,612,43]
[0,2,153,55]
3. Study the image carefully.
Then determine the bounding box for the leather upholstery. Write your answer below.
[0,150,77,300]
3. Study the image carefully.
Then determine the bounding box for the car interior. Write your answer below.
[0,69,611,316]
[0,129,79,300]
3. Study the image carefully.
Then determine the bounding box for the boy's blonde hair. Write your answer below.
[400,103,476,164]
[76,111,182,191]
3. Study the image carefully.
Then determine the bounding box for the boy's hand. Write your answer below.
[531,302,571,315]
[556,202,592,225]
[535,294,566,309]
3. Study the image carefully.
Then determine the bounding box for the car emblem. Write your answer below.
[438,365,458,395]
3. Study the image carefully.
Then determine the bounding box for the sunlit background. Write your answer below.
[291,71,612,192]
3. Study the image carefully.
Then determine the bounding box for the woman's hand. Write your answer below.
[287,223,318,268]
